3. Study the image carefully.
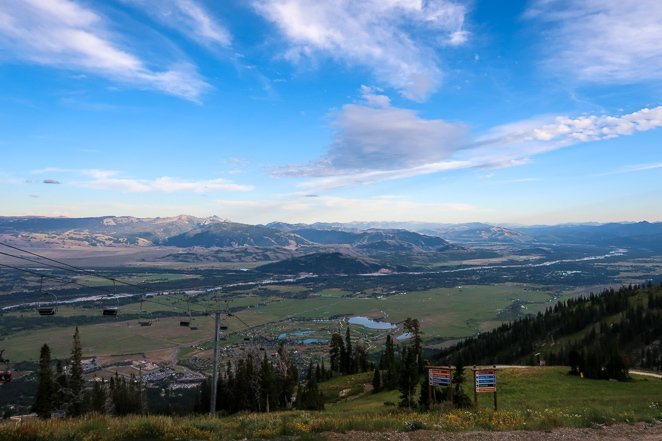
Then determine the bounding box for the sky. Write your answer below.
[0,0,660,225]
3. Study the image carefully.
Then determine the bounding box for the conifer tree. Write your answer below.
[384,334,397,389]
[33,344,55,418]
[398,347,418,409]
[68,327,85,416]
[90,380,107,413]
[53,360,69,411]
[371,367,382,393]
[329,333,345,373]
[343,326,353,374]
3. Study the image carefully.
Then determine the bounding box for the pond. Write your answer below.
[348,316,396,329]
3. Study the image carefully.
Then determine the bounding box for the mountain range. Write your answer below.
[1,216,660,252]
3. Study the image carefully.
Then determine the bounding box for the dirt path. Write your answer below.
[630,369,662,379]
[322,422,662,440]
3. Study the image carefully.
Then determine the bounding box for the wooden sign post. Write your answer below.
[472,365,497,410]
[426,366,453,409]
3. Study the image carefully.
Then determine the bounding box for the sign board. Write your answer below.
[428,368,452,386]
[475,369,496,393]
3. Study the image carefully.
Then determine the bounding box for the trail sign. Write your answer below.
[474,368,496,393]
[428,368,452,386]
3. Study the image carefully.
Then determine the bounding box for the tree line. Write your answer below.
[437,282,662,380]
[32,327,145,418]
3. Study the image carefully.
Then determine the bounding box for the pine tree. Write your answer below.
[344,326,353,374]
[33,344,55,418]
[404,318,424,373]
[68,327,85,416]
[54,360,69,411]
[90,380,107,413]
[371,367,382,393]
[384,335,397,389]
[329,333,345,373]
[398,347,418,409]
[452,357,471,408]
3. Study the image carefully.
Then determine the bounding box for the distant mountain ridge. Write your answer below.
[1,216,660,252]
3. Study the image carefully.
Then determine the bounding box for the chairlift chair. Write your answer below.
[179,296,194,328]
[138,300,152,327]
[36,278,57,316]
[102,281,119,317]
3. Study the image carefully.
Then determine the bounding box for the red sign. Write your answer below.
[428,368,452,386]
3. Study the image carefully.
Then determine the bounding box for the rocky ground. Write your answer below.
[321,422,662,440]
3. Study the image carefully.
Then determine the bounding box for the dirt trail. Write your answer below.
[322,422,662,440]
[630,369,662,379]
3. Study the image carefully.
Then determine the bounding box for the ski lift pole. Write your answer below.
[209,311,221,417]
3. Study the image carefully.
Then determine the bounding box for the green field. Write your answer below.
[2,284,564,364]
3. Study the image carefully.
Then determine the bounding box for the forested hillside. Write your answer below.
[438,282,662,378]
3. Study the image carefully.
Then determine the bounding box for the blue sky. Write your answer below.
[0,0,660,224]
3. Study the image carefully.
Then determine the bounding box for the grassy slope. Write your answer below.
[1,368,660,440]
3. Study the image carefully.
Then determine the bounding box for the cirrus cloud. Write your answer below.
[276,90,662,190]
[0,0,210,101]
[253,0,469,101]
[526,0,662,84]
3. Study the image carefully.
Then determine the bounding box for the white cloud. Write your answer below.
[125,0,231,48]
[0,0,209,101]
[30,168,252,193]
[254,0,468,100]
[278,95,662,190]
[526,0,662,83]
[81,174,253,193]
[215,195,479,223]
[276,92,468,179]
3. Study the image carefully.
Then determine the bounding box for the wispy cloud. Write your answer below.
[526,0,662,83]
[215,195,479,223]
[595,162,662,177]
[78,170,253,193]
[124,0,231,49]
[277,92,662,190]
[31,168,253,193]
[253,0,468,101]
[0,0,209,101]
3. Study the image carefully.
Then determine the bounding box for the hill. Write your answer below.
[256,252,390,275]
[163,222,309,248]
[516,221,662,251]
[290,228,453,251]
[437,282,662,377]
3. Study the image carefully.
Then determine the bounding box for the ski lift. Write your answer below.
[102,281,119,317]
[36,277,57,316]
[179,296,194,328]
[0,350,12,384]
[138,299,152,327]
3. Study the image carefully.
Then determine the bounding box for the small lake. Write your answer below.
[301,338,328,344]
[396,332,412,341]
[348,316,396,329]
[278,330,313,340]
